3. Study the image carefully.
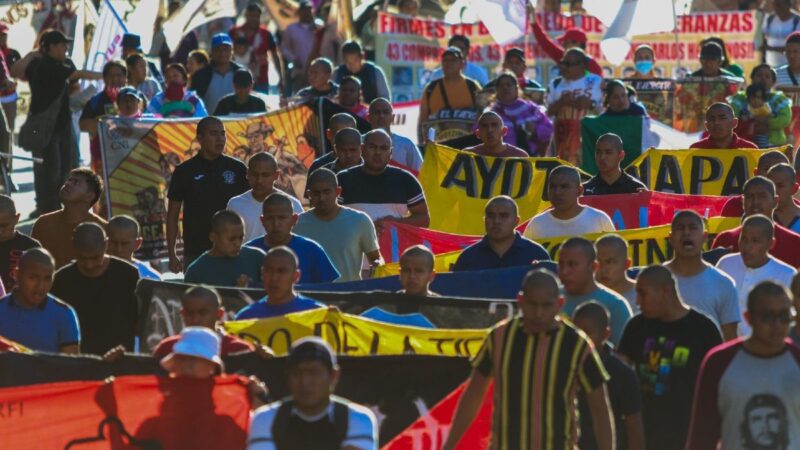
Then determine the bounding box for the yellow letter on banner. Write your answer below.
[419,143,582,235]
[625,147,790,196]
[223,308,489,357]
[373,217,741,277]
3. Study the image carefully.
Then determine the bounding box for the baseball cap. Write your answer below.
[699,41,723,60]
[297,0,312,9]
[442,46,463,60]
[287,337,337,370]
[40,30,73,48]
[121,33,142,51]
[505,47,525,63]
[211,33,233,49]
[787,31,800,45]
[557,28,587,44]
[117,87,144,102]
[160,327,224,371]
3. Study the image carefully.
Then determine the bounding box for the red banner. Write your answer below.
[382,381,494,450]
[0,375,251,449]
[379,192,730,262]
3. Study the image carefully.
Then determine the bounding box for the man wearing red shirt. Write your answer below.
[712,176,800,267]
[721,150,790,217]
[152,285,256,359]
[690,103,758,149]
[228,3,283,94]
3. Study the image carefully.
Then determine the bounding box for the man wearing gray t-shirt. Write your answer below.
[665,210,740,340]
[294,168,381,282]
[368,98,423,172]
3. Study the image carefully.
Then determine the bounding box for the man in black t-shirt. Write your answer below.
[167,116,248,271]
[51,222,139,355]
[582,133,647,195]
[21,30,102,215]
[337,129,429,236]
[213,69,267,116]
[617,265,723,450]
[0,195,38,291]
[573,301,645,450]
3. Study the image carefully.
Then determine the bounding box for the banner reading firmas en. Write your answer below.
[375,10,761,102]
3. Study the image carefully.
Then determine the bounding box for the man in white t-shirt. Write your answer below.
[247,337,377,450]
[368,97,423,172]
[546,48,603,165]
[227,152,303,242]
[523,165,614,239]
[665,210,740,341]
[716,214,796,336]
[763,0,800,68]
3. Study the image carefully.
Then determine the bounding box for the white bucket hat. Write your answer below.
[160,327,224,372]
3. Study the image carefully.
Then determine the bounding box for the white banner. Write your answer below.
[162,0,237,51]
[84,0,127,77]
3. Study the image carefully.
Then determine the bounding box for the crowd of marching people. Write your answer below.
[7,0,800,449]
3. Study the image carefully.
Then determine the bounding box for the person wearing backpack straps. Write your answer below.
[247,337,378,450]
[417,47,481,143]
[763,0,800,68]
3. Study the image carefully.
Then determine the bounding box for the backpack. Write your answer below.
[425,77,480,113]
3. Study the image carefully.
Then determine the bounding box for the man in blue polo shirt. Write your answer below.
[246,192,339,284]
[453,196,550,272]
[235,246,324,319]
[0,248,79,353]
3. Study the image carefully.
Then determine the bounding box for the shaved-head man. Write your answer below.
[768,163,800,233]
[465,111,529,158]
[338,128,430,236]
[322,127,362,173]
[309,112,359,173]
[618,265,723,450]
[595,234,638,313]
[152,285,255,359]
[51,222,140,355]
[691,102,758,149]
[235,246,324,319]
[0,248,80,353]
[368,98,424,171]
[583,133,647,195]
[524,165,615,239]
[453,195,549,271]
[720,149,791,217]
[107,215,161,280]
[0,194,40,291]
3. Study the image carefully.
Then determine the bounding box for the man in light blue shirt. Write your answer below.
[429,35,489,86]
[0,248,80,353]
[236,246,323,319]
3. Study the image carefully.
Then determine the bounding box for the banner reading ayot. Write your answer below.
[375,10,760,101]
[99,105,321,259]
[420,143,579,235]
[378,191,729,263]
[224,308,489,357]
[625,147,789,196]
[0,374,251,449]
[375,217,740,277]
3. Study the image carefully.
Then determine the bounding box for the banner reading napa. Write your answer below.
[625,147,789,196]
[99,105,321,259]
[224,308,488,357]
[421,143,577,235]
[374,217,741,277]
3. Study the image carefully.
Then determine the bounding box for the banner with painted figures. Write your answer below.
[624,78,675,126]
[672,77,743,133]
[99,105,322,259]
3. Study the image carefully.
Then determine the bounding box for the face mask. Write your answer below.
[105,86,119,103]
[635,60,654,75]
[165,82,185,101]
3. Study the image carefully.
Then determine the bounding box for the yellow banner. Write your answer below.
[375,217,741,277]
[224,308,488,357]
[421,143,582,235]
[625,147,790,196]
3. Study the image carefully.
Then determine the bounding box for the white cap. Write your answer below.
[160,327,224,371]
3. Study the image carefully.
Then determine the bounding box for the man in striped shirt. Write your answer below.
[442,269,614,450]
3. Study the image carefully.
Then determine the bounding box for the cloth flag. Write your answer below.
[84,0,127,79]
[466,0,530,45]
[162,0,237,51]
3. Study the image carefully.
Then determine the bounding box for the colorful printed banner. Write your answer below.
[374,10,760,101]
[99,106,321,259]
[224,308,489,357]
[672,77,743,133]
[378,191,730,263]
[374,217,740,277]
[624,78,675,126]
[626,147,789,196]
[419,143,577,235]
[0,375,251,449]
